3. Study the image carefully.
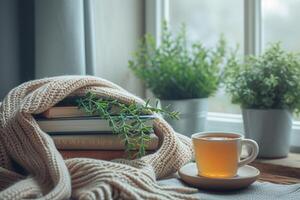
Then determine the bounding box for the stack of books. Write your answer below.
[35,99,159,160]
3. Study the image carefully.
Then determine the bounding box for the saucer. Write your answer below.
[178,162,260,190]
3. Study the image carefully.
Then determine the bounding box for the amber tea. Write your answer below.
[192,132,258,178]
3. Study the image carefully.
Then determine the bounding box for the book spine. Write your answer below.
[37,117,154,133]
[52,134,158,150]
[43,105,121,118]
[45,108,89,118]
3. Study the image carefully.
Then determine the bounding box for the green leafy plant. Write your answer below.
[224,43,300,112]
[129,21,229,100]
[77,92,179,158]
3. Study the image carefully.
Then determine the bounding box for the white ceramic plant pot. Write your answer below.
[242,109,292,158]
[160,98,208,137]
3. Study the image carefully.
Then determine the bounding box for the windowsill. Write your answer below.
[250,153,300,184]
[254,153,300,169]
[206,112,300,152]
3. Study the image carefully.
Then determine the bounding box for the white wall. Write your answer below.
[93,0,145,97]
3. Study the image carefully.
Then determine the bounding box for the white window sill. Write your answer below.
[206,112,300,152]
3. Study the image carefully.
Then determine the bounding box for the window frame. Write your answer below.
[145,0,300,150]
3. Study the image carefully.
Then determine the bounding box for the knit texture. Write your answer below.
[0,76,198,200]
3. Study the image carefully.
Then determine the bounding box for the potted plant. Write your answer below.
[129,22,229,136]
[224,43,300,158]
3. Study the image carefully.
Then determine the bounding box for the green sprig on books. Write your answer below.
[76,92,179,158]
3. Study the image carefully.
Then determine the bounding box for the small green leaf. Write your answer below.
[77,93,179,158]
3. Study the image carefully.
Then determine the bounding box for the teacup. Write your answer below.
[192,132,259,178]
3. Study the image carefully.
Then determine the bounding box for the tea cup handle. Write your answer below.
[238,139,259,167]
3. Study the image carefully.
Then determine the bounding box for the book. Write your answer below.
[36,116,155,133]
[60,150,155,160]
[41,105,121,118]
[42,106,90,118]
[52,133,159,150]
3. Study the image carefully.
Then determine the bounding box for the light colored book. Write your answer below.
[36,116,155,133]
[52,133,159,150]
[42,106,90,118]
[42,106,121,118]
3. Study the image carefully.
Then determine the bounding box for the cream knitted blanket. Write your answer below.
[0,76,197,200]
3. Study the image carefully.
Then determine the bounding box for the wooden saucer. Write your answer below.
[178,162,260,190]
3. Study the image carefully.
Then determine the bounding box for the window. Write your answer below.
[146,0,300,150]
[169,0,243,114]
[262,0,300,52]
[263,0,300,122]
[170,0,244,50]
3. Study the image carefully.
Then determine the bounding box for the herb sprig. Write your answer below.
[77,92,179,158]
